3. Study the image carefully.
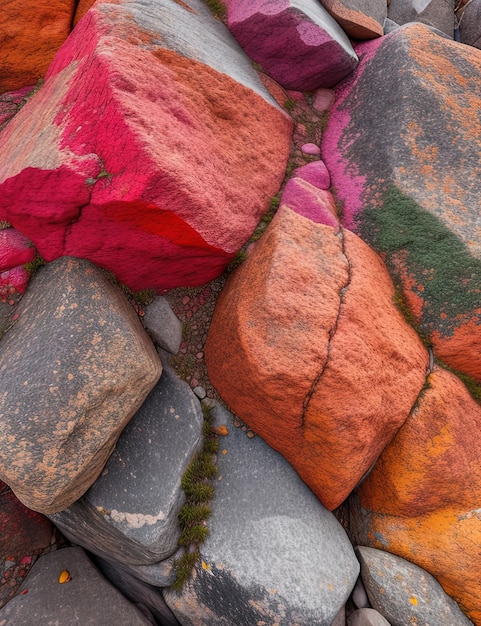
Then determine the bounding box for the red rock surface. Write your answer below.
[0,228,35,272]
[205,205,428,510]
[0,0,292,292]
[73,0,97,25]
[0,0,75,93]
[320,0,386,39]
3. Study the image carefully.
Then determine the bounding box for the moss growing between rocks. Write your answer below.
[203,0,226,19]
[24,253,46,275]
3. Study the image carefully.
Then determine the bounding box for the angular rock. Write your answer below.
[320,0,386,39]
[0,227,35,272]
[164,412,359,625]
[226,0,358,90]
[0,0,292,292]
[0,0,74,93]
[356,547,472,625]
[142,297,183,355]
[383,17,399,34]
[205,205,428,510]
[280,176,339,227]
[0,547,153,625]
[388,0,456,37]
[292,160,331,190]
[49,360,203,574]
[352,366,481,623]
[322,23,481,381]
[458,0,481,48]
[0,257,161,513]
[347,608,390,625]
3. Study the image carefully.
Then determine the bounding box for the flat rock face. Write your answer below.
[226,0,358,90]
[49,361,204,570]
[0,547,153,625]
[356,547,472,625]
[164,413,359,625]
[0,0,74,93]
[0,0,292,292]
[352,367,481,623]
[320,0,386,39]
[205,205,428,510]
[459,0,481,48]
[388,0,456,37]
[322,23,481,381]
[0,257,161,513]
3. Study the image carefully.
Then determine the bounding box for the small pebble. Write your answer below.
[193,386,207,400]
[301,143,321,155]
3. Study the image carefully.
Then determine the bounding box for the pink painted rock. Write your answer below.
[322,23,481,382]
[0,86,35,129]
[226,0,358,90]
[280,177,339,227]
[0,0,292,292]
[0,228,35,272]
[293,160,331,190]
[205,205,428,510]
[320,0,386,39]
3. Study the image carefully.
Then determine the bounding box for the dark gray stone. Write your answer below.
[347,608,391,625]
[383,17,400,33]
[0,256,161,514]
[0,547,152,625]
[388,0,456,37]
[356,546,473,625]
[458,0,481,48]
[49,359,204,576]
[142,296,183,355]
[164,416,359,625]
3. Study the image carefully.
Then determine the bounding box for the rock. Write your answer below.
[0,0,292,292]
[320,0,387,39]
[322,22,481,382]
[458,0,481,48]
[383,17,399,33]
[293,160,331,190]
[142,296,183,355]
[0,547,153,624]
[331,605,347,625]
[280,176,340,227]
[0,257,161,513]
[49,360,204,574]
[164,413,359,625]
[387,0,456,37]
[226,0,358,90]
[73,0,96,25]
[312,87,335,112]
[0,86,34,129]
[0,0,74,93]
[352,576,370,609]
[0,266,31,300]
[355,547,472,625]
[347,608,391,625]
[0,227,35,272]
[205,205,428,510]
[351,366,481,623]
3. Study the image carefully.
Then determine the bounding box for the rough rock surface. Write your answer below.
[0,257,161,513]
[0,227,35,272]
[226,0,359,90]
[347,608,391,626]
[322,23,481,381]
[0,547,153,625]
[49,360,203,575]
[142,297,183,355]
[320,0,386,39]
[458,0,481,48]
[164,411,359,624]
[388,0,456,38]
[0,86,35,129]
[0,0,74,93]
[205,205,428,510]
[356,547,473,625]
[0,0,292,292]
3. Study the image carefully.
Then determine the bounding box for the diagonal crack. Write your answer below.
[301,225,352,428]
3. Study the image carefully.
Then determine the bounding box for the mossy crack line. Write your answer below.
[301,226,352,427]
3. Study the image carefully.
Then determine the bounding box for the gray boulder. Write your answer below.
[347,608,391,625]
[458,0,481,48]
[164,410,359,625]
[142,296,183,355]
[0,257,161,513]
[387,0,456,37]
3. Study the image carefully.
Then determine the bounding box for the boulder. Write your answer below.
[205,205,428,510]
[164,410,359,624]
[387,0,456,37]
[347,608,390,626]
[0,0,292,292]
[320,0,386,39]
[226,0,358,90]
[0,0,74,93]
[0,547,153,624]
[0,227,35,272]
[0,257,161,513]
[458,0,481,48]
[356,547,472,625]
[142,297,183,355]
[322,23,481,381]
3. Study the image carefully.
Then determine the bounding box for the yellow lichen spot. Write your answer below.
[201,561,211,571]
[212,425,228,436]
[58,570,72,584]
[410,596,418,606]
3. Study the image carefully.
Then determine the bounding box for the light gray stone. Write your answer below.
[352,576,370,609]
[356,547,473,626]
[164,416,359,625]
[142,296,183,354]
[0,257,161,513]
[387,0,456,37]
[458,0,481,48]
[383,17,400,33]
[347,608,391,626]
[0,547,152,625]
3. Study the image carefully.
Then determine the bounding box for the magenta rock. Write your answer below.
[301,143,321,155]
[227,0,358,90]
[0,266,31,300]
[0,227,36,272]
[292,161,331,190]
[280,177,339,227]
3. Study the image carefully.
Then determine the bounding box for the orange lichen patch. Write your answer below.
[431,317,481,382]
[322,0,384,39]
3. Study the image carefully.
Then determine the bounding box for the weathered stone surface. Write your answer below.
[322,23,481,381]
[0,0,292,292]
[164,411,359,625]
[356,547,472,625]
[205,205,428,510]
[352,366,481,623]
[0,547,153,624]
[280,176,339,227]
[0,227,35,272]
[458,0,481,48]
[331,605,347,625]
[388,0,456,37]
[0,0,75,93]
[293,160,331,190]
[49,360,203,571]
[347,608,390,626]
[320,0,386,39]
[0,257,161,513]
[74,0,96,25]
[227,0,358,90]
[142,297,183,355]
[352,576,370,609]
[0,86,34,129]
